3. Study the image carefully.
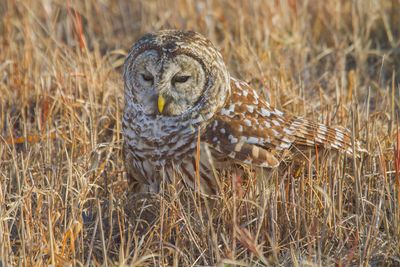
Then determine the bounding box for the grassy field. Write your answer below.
[1,0,400,266]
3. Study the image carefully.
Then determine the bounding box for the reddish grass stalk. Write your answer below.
[395,120,400,218]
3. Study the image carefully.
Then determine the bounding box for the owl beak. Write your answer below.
[157,94,166,113]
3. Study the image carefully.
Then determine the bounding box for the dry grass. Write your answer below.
[1,0,400,266]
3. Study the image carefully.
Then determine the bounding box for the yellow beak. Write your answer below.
[158,94,166,113]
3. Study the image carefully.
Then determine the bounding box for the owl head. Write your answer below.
[124,30,230,119]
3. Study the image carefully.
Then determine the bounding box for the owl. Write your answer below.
[123,30,363,195]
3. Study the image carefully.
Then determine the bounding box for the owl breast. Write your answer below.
[123,103,199,162]
[123,101,214,191]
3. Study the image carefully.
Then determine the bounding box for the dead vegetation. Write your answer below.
[1,0,399,265]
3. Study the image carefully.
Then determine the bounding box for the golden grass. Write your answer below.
[1,0,400,265]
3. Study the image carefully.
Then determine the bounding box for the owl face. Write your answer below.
[130,50,206,116]
[124,30,230,124]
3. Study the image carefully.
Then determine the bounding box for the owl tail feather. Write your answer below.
[288,116,366,157]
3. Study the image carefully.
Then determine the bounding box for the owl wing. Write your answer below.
[204,78,360,168]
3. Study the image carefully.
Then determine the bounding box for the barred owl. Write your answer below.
[123,30,363,195]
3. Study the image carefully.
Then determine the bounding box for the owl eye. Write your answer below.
[141,73,154,84]
[172,75,191,85]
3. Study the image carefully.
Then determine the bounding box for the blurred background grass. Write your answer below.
[1,0,400,266]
